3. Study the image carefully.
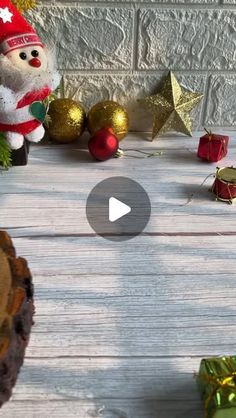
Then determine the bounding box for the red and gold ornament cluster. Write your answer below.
[87,101,129,161]
[47,99,129,161]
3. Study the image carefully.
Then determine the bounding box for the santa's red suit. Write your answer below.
[0,86,52,135]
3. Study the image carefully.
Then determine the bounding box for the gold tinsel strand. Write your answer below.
[12,0,37,13]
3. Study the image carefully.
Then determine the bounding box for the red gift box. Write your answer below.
[197,132,229,162]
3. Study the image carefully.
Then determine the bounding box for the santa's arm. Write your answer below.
[0,85,17,112]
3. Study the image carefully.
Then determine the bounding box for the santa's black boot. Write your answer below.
[11,139,30,166]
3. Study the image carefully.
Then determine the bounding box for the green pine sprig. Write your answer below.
[0,134,12,169]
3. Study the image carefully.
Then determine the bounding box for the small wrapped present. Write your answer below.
[197,356,236,418]
[197,131,229,162]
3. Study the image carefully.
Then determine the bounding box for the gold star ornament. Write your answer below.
[139,71,203,140]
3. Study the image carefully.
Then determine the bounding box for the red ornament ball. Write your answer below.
[88,128,119,161]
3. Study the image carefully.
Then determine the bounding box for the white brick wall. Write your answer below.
[27,1,236,131]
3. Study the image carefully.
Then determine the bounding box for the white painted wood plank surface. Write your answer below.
[1,133,236,236]
[24,272,236,358]
[6,357,202,400]
[0,400,203,418]
[0,132,236,418]
[8,235,236,276]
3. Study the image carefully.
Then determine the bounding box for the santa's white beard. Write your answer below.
[0,49,57,100]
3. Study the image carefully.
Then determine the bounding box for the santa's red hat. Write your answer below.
[0,0,43,55]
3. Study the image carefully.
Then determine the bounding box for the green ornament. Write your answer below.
[29,101,47,123]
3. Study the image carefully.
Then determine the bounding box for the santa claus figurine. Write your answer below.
[0,0,60,150]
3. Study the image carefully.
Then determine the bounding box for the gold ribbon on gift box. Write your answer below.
[198,356,236,418]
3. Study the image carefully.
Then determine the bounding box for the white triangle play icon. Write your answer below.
[109,197,131,222]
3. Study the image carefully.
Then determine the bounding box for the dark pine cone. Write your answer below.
[0,231,34,408]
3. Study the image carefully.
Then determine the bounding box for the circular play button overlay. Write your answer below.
[86,176,151,241]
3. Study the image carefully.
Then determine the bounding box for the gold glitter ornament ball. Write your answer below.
[87,101,129,141]
[47,99,86,143]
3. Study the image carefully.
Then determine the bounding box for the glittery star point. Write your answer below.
[139,71,203,140]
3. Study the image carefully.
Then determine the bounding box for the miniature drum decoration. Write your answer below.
[212,167,236,204]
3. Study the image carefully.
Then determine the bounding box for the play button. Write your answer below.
[109,197,131,222]
[86,176,151,241]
